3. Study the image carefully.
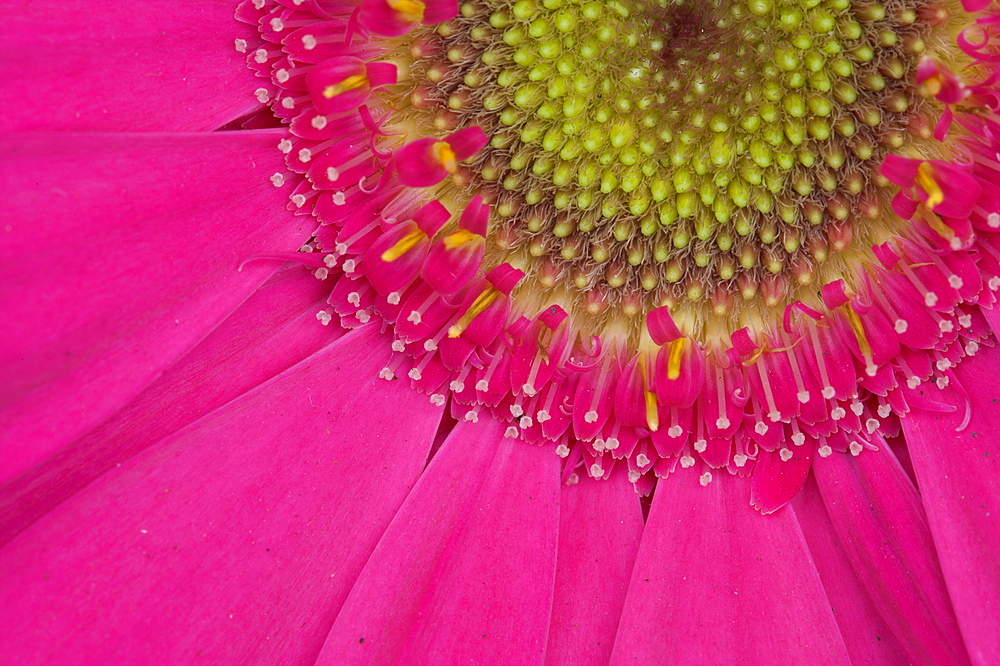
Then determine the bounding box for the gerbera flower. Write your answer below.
[1,0,998,664]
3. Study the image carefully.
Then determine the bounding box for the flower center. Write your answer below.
[386,0,936,342]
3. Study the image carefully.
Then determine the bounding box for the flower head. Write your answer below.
[1,0,999,664]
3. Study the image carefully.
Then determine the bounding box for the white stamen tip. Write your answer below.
[391,340,405,352]
[536,409,550,423]
[378,368,394,380]
[522,383,536,396]
[464,410,479,423]
[878,404,892,418]
[628,470,641,484]
[866,418,880,433]
[754,421,768,435]
[822,386,836,399]
[894,319,908,334]
[315,310,332,326]
[407,368,422,381]
[694,439,707,453]
[851,402,864,415]
[505,427,520,439]
[387,292,401,305]
[423,339,438,352]
[797,390,810,404]
[429,394,445,406]
[680,455,695,468]
[555,444,570,458]
[925,292,939,307]
[584,410,599,423]
[270,173,285,187]
[779,448,793,462]
[449,381,465,392]
[566,473,580,486]
[667,425,683,438]
[850,441,863,456]
[699,472,713,486]
[234,38,248,53]
[476,379,489,392]
[255,87,270,103]
[715,417,730,429]
[636,454,650,467]
[818,445,833,458]
[407,311,422,325]
[792,432,805,446]
[589,464,604,478]
[734,453,749,467]
[831,407,846,420]
[302,34,317,50]
[510,404,524,418]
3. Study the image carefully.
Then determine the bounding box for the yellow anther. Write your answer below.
[381,228,426,262]
[667,337,687,381]
[915,161,945,211]
[923,209,955,241]
[432,141,459,173]
[388,0,425,22]
[639,355,659,432]
[924,73,943,96]
[842,303,874,366]
[448,287,500,338]
[443,229,478,250]
[323,73,368,99]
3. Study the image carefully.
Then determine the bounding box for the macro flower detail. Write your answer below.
[240,0,999,507]
[1,0,999,665]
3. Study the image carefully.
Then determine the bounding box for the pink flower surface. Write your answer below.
[2,1,999,665]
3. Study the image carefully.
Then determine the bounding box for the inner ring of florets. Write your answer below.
[385,0,936,328]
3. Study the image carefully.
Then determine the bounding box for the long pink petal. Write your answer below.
[812,444,969,664]
[1,0,262,131]
[792,477,909,666]
[901,342,1000,666]
[545,471,644,666]
[610,469,850,666]
[0,265,340,546]
[0,130,310,484]
[317,417,561,666]
[0,325,442,665]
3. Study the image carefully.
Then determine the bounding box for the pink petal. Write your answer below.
[0,325,443,665]
[812,442,969,664]
[901,342,1000,666]
[1,0,263,131]
[545,472,644,666]
[317,417,560,666]
[0,130,311,484]
[611,469,850,666]
[792,477,909,666]
[1,265,340,545]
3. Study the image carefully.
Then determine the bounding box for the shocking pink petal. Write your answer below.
[792,477,910,666]
[0,265,340,546]
[611,470,850,666]
[0,325,444,665]
[813,441,970,665]
[1,0,263,131]
[901,342,1000,666]
[0,130,311,485]
[317,417,560,666]
[545,472,643,666]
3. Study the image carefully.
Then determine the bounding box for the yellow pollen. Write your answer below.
[323,73,368,99]
[432,141,458,173]
[924,73,944,96]
[842,304,874,367]
[666,337,687,381]
[381,228,426,261]
[443,229,479,250]
[448,287,499,338]
[388,0,425,22]
[915,161,945,211]
[639,355,659,432]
